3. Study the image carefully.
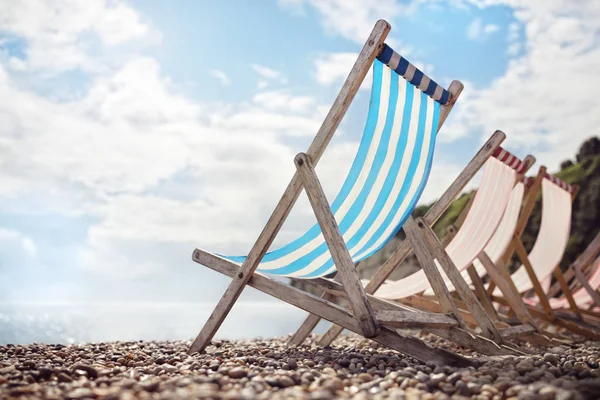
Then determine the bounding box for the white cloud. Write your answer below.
[250,64,287,89]
[314,52,356,85]
[253,90,316,114]
[484,24,499,34]
[445,0,600,169]
[278,0,406,44]
[0,0,154,73]
[209,69,231,86]
[313,52,373,90]
[0,13,334,279]
[466,18,500,41]
[0,227,37,257]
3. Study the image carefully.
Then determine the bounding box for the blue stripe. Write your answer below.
[356,97,440,263]
[424,81,437,97]
[303,72,403,278]
[350,88,432,261]
[411,70,423,87]
[276,67,400,277]
[336,72,399,236]
[439,89,449,105]
[319,79,414,269]
[377,44,393,64]
[224,61,386,273]
[395,57,409,75]
[376,43,450,105]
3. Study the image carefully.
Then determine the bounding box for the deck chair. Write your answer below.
[525,232,600,317]
[303,149,537,346]
[485,168,600,339]
[429,176,575,345]
[542,257,600,314]
[289,142,535,354]
[547,231,600,300]
[188,21,515,366]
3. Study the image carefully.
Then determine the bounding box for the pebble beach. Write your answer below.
[2,334,600,400]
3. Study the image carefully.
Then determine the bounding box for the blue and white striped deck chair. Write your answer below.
[219,45,450,279]
[189,21,481,366]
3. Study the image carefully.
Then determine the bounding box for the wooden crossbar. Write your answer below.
[192,249,476,366]
[300,275,520,356]
[294,152,379,337]
[302,131,506,347]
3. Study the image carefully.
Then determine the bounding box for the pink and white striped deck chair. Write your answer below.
[375,149,528,298]
[485,169,600,339]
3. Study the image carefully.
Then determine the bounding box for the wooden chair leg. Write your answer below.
[553,266,582,319]
[295,153,379,338]
[309,131,504,347]
[512,237,556,320]
[403,217,467,329]
[410,217,503,344]
[193,249,478,365]
[467,264,500,321]
[573,264,600,309]
[478,252,538,329]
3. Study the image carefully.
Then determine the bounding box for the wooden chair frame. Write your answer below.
[288,133,541,354]
[545,231,600,314]
[483,167,600,340]
[187,20,524,365]
[295,151,540,348]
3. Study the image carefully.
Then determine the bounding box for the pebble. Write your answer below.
[0,334,597,399]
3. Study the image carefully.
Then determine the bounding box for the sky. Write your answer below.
[0,0,599,330]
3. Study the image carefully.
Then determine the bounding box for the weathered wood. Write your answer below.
[413,217,502,343]
[403,217,467,327]
[192,249,474,366]
[313,130,504,344]
[573,264,600,309]
[478,252,538,328]
[426,328,524,356]
[512,237,555,320]
[375,310,459,329]
[467,264,500,321]
[491,294,600,340]
[187,21,391,354]
[295,152,379,337]
[553,266,582,319]
[442,226,457,247]
[499,324,536,339]
[306,276,519,355]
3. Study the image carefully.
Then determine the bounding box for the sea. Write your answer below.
[0,301,332,345]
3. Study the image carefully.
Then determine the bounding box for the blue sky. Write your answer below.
[0,1,598,340]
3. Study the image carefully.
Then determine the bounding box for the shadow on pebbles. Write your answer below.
[1,334,600,399]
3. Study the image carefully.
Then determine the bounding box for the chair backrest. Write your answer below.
[220,45,448,278]
[445,153,525,271]
[467,181,525,280]
[501,174,574,294]
[376,150,526,298]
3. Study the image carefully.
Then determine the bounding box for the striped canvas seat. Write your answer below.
[493,174,574,297]
[465,181,525,283]
[375,148,527,299]
[215,46,450,279]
